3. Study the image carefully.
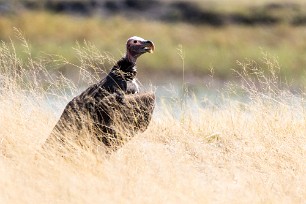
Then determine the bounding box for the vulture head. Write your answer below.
[125,36,155,63]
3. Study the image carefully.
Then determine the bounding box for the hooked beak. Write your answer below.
[143,40,155,53]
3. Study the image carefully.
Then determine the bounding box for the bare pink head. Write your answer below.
[125,36,155,63]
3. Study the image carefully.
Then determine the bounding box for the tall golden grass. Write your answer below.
[0,37,305,203]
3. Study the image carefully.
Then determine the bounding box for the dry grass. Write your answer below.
[0,39,305,203]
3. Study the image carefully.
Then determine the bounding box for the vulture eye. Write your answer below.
[133,40,137,44]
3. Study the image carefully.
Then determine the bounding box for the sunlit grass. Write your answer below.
[0,34,305,203]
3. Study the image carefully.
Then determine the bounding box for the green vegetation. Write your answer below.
[1,10,306,85]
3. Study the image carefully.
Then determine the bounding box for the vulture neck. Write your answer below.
[116,56,137,73]
[125,52,140,64]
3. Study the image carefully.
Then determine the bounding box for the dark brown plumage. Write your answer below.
[44,36,155,149]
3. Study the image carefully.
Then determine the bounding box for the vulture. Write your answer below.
[45,36,156,149]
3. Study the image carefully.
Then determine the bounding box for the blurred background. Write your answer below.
[1,0,306,90]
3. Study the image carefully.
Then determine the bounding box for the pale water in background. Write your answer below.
[45,82,246,121]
